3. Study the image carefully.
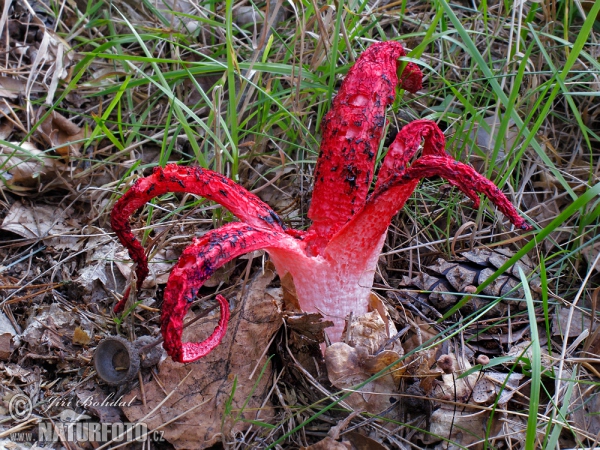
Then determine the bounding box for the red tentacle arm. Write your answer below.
[385,155,532,230]
[307,41,422,253]
[160,222,302,363]
[324,155,530,262]
[375,119,446,189]
[111,164,285,312]
[398,62,423,93]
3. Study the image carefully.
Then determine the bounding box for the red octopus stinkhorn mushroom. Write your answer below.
[111,41,531,363]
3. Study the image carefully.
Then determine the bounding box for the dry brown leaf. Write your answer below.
[0,334,12,361]
[0,311,19,361]
[507,340,554,370]
[121,268,283,449]
[38,111,86,159]
[424,408,488,448]
[0,201,82,250]
[115,247,177,289]
[0,76,27,99]
[26,20,74,105]
[325,308,404,416]
[325,342,405,416]
[552,307,591,338]
[281,271,302,312]
[582,237,600,272]
[286,313,332,343]
[423,354,502,449]
[203,260,236,287]
[302,437,351,450]
[280,271,331,378]
[431,354,480,403]
[570,381,600,443]
[402,318,441,393]
[471,373,523,406]
[0,141,66,190]
[345,431,391,450]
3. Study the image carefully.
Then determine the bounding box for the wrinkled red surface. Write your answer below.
[111,41,531,363]
[306,41,422,254]
[111,164,286,313]
[160,222,296,362]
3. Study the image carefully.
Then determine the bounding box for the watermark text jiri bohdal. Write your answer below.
[8,392,164,444]
[41,392,137,413]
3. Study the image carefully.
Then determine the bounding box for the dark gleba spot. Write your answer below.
[260,214,274,225]
[343,165,359,189]
[219,189,228,197]
[373,114,385,128]
[170,176,185,188]
[269,210,284,228]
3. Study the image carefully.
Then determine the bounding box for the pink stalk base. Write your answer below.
[270,234,385,342]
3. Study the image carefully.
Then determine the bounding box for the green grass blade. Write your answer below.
[519,266,541,449]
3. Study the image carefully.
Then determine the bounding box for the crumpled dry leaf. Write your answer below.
[121,268,283,449]
[424,408,488,448]
[507,340,554,370]
[0,76,27,99]
[474,115,518,156]
[281,271,333,343]
[302,437,351,450]
[38,110,86,159]
[582,237,600,272]
[73,233,120,299]
[0,201,82,250]
[0,141,66,191]
[431,354,480,403]
[471,372,524,406]
[109,0,198,31]
[325,297,405,416]
[21,303,94,357]
[570,380,600,443]
[425,354,490,449]
[425,354,525,448]
[457,115,519,173]
[75,385,123,423]
[552,306,591,338]
[402,318,441,393]
[0,311,20,360]
[114,247,177,289]
[279,272,331,379]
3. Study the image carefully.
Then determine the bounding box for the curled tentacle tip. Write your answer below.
[399,62,423,93]
[113,287,130,313]
[521,223,533,231]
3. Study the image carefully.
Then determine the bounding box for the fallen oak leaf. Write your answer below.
[38,110,86,159]
[0,141,66,190]
[121,268,282,449]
